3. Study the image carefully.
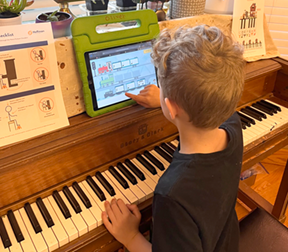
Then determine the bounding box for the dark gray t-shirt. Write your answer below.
[152,112,243,252]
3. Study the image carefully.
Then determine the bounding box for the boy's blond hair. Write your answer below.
[151,25,245,129]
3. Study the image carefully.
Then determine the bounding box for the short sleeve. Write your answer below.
[152,194,203,252]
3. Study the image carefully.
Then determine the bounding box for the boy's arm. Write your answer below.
[102,199,152,252]
[125,85,160,108]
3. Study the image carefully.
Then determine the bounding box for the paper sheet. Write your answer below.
[232,0,266,58]
[0,23,69,147]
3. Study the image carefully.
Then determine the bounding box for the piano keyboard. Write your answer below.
[1,99,287,252]
[238,100,288,146]
[0,142,176,252]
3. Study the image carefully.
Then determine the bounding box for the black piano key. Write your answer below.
[143,151,165,171]
[167,141,177,150]
[252,103,274,116]
[245,106,267,119]
[256,101,277,113]
[52,191,71,219]
[238,114,251,127]
[0,216,12,248]
[161,143,175,156]
[7,210,24,242]
[63,186,82,214]
[86,176,106,201]
[109,166,129,189]
[155,146,173,163]
[241,122,246,130]
[136,154,157,175]
[24,203,42,233]
[124,159,146,180]
[72,182,92,209]
[237,111,256,125]
[95,171,116,197]
[117,163,137,185]
[240,108,262,121]
[36,198,54,228]
[261,100,281,112]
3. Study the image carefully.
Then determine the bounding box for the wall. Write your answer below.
[265,0,288,60]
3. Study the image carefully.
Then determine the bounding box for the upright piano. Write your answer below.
[0,57,288,252]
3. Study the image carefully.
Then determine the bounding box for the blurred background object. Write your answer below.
[170,0,206,19]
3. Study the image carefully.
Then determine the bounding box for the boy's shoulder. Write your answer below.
[155,112,243,199]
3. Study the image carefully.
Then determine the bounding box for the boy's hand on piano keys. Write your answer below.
[102,198,141,248]
[125,84,161,108]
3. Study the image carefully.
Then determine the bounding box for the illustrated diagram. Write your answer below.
[5,105,21,131]
[1,59,18,89]
[98,61,112,74]
[34,67,49,82]
[100,74,114,87]
[39,97,54,112]
[240,3,257,29]
[97,58,139,75]
[31,48,46,62]
[242,39,262,49]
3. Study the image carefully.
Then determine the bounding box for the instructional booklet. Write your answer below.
[232,0,266,58]
[0,23,69,147]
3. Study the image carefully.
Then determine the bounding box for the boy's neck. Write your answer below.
[177,122,228,155]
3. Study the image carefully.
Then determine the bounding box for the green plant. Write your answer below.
[0,0,27,14]
[42,10,60,22]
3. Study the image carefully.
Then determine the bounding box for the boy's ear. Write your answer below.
[164,98,178,120]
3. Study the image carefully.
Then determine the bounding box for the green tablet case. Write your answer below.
[71,9,160,117]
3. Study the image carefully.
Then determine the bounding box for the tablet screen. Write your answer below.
[85,41,158,110]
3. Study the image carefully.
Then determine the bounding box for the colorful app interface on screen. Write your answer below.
[88,41,157,109]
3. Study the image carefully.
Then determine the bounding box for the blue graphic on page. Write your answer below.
[88,41,157,109]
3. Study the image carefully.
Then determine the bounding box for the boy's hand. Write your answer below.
[102,199,142,248]
[125,84,161,108]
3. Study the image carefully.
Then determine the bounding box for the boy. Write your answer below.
[102,25,245,252]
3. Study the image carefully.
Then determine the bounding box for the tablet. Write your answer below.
[85,40,158,111]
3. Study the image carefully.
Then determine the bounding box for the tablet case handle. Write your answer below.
[71,9,159,44]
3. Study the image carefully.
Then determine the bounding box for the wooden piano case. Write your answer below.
[1,57,288,251]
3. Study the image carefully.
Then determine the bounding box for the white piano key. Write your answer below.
[122,163,153,200]
[171,140,179,148]
[78,182,103,226]
[69,186,97,231]
[19,208,48,252]
[115,166,146,204]
[30,203,59,251]
[47,196,78,242]
[13,211,36,252]
[58,191,88,237]
[2,215,22,252]
[81,180,105,212]
[131,158,160,184]
[0,237,10,252]
[101,172,130,204]
[104,170,138,204]
[42,198,69,247]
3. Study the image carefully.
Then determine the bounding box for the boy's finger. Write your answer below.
[117,199,130,214]
[125,92,146,104]
[126,204,141,220]
[102,211,113,232]
[104,201,116,224]
[125,92,137,99]
[111,198,122,217]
